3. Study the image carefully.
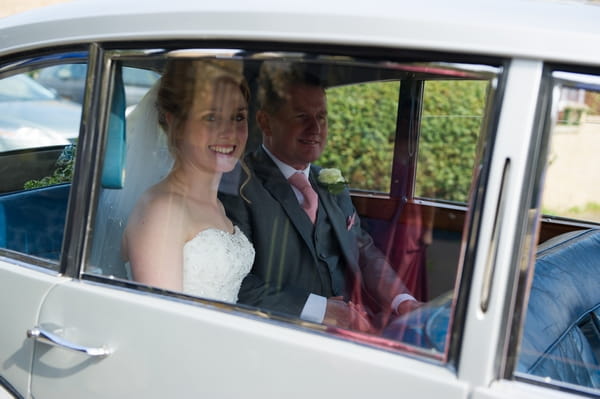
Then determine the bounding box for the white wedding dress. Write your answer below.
[183,226,254,303]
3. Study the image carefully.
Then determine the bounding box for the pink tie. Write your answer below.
[288,172,318,223]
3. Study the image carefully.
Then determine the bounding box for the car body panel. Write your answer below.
[473,381,590,399]
[0,260,64,396]
[0,386,14,399]
[1,0,599,66]
[0,1,599,398]
[31,280,469,398]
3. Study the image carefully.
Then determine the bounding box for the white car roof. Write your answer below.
[1,0,599,66]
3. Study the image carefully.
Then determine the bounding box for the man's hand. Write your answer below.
[324,297,374,333]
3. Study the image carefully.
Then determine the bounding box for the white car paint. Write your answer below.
[0,1,599,398]
[0,0,598,66]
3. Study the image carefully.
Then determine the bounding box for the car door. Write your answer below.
[0,52,85,397]
[1,37,539,398]
[21,44,481,398]
[0,262,64,397]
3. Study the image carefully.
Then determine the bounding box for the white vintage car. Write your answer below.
[1,0,600,398]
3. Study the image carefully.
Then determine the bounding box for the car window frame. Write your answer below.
[0,47,88,272]
[67,42,512,372]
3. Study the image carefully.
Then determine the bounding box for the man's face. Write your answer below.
[260,84,328,170]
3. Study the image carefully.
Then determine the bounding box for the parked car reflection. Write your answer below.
[34,63,160,108]
[0,74,80,152]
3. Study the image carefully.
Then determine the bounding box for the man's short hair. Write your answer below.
[257,61,325,114]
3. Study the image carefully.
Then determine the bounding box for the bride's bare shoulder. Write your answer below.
[128,181,187,228]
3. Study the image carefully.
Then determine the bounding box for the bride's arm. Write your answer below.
[124,192,186,292]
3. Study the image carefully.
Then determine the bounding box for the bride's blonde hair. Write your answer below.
[156,59,250,161]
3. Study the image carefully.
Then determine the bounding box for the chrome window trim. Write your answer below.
[0,253,62,276]
[0,249,60,273]
[447,59,508,369]
[553,70,600,90]
[479,158,510,313]
[0,48,88,77]
[61,43,109,277]
[100,44,502,80]
[167,48,502,79]
[514,371,600,398]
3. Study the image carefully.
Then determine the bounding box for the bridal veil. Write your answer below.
[88,79,174,278]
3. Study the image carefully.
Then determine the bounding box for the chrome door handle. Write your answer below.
[27,326,112,357]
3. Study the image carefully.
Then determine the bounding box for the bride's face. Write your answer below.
[176,78,248,174]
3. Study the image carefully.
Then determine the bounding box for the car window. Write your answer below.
[86,50,501,364]
[323,78,490,202]
[323,81,398,193]
[39,64,87,81]
[416,80,489,203]
[33,64,88,103]
[0,71,80,153]
[0,58,85,266]
[34,63,158,109]
[541,79,600,224]
[516,69,600,394]
[122,66,160,111]
[122,67,160,87]
[0,74,56,101]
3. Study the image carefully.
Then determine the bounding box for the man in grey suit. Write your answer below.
[220,62,419,332]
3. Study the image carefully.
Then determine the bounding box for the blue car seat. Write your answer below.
[0,184,70,261]
[383,228,600,391]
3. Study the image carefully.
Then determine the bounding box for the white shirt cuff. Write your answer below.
[391,293,416,314]
[300,293,327,323]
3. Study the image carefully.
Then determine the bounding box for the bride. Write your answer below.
[122,58,254,303]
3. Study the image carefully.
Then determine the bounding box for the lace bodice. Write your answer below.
[182,226,254,303]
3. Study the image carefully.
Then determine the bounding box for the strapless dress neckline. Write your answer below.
[185,226,239,243]
[182,225,254,303]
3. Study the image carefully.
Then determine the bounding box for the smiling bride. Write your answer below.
[122,59,254,303]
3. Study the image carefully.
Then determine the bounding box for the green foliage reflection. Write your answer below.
[24,145,76,189]
[323,81,398,191]
[417,80,488,202]
[323,79,488,203]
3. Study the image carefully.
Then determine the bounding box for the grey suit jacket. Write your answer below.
[220,147,409,319]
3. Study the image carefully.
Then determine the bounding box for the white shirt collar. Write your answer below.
[262,144,311,180]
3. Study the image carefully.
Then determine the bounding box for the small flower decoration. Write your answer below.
[318,168,348,194]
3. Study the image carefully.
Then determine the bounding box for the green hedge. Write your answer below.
[24,145,76,189]
[323,81,398,191]
[417,80,488,202]
[323,79,488,203]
